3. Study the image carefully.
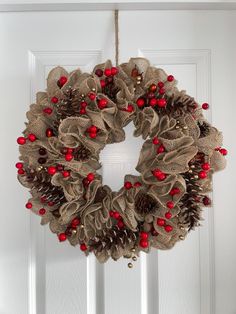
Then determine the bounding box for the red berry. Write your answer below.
[149,98,157,107]
[58,76,67,87]
[136,98,145,108]
[62,170,70,178]
[28,133,36,142]
[80,101,87,108]
[88,125,97,133]
[157,98,167,108]
[166,201,174,209]
[39,208,46,215]
[165,225,173,232]
[167,75,174,82]
[71,217,80,228]
[80,243,87,251]
[203,196,211,206]
[88,92,96,101]
[25,202,32,209]
[17,137,26,145]
[159,88,165,95]
[165,212,172,219]
[202,103,209,110]
[117,220,124,229]
[79,108,86,114]
[43,107,53,114]
[40,196,47,203]
[100,80,106,88]
[220,148,228,156]
[51,96,58,104]
[15,162,23,169]
[152,137,159,145]
[111,67,118,76]
[87,173,95,182]
[134,182,142,187]
[149,84,157,92]
[126,104,134,112]
[46,128,54,137]
[98,98,108,109]
[89,132,97,139]
[66,148,74,154]
[47,166,57,175]
[113,211,120,220]
[139,239,149,248]
[198,171,207,179]
[169,187,180,196]
[65,153,73,162]
[157,82,164,88]
[104,68,112,77]
[152,169,162,177]
[157,218,165,226]
[157,144,165,154]
[58,233,67,242]
[156,173,166,181]
[201,163,210,171]
[18,168,25,175]
[124,181,132,190]
[140,231,149,240]
[109,210,114,217]
[95,69,103,77]
[48,201,55,207]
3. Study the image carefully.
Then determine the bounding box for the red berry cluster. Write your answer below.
[82,173,95,188]
[109,210,125,229]
[135,76,174,110]
[95,66,119,89]
[124,181,142,190]
[215,147,228,156]
[86,125,99,139]
[152,169,167,181]
[156,218,173,233]
[152,136,165,154]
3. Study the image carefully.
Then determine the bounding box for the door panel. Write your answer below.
[0,10,235,314]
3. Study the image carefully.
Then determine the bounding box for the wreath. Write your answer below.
[16,58,226,265]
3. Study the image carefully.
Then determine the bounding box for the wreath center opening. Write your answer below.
[99,123,145,191]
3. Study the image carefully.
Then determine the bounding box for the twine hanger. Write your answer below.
[114,10,119,66]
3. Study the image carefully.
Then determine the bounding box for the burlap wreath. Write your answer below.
[16,58,226,264]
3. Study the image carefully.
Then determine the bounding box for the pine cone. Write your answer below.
[164,93,196,118]
[53,88,81,130]
[103,77,120,102]
[197,121,210,138]
[134,192,158,215]
[25,168,66,206]
[74,145,91,161]
[88,226,138,256]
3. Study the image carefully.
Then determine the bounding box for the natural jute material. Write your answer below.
[16,58,226,264]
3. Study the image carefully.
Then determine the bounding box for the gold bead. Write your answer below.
[179,235,185,240]
[131,248,136,253]
[81,94,85,98]
[92,88,96,92]
[176,126,180,129]
[37,166,43,171]
[80,224,84,228]
[180,226,185,231]
[188,169,193,174]
[183,126,188,130]
[176,120,180,124]
[190,165,195,169]
[194,175,199,179]
[136,81,141,85]
[132,256,137,262]
[128,263,133,268]
[72,229,77,235]
[133,88,136,92]
[137,75,142,81]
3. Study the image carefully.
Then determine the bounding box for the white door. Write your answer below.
[0,9,235,314]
